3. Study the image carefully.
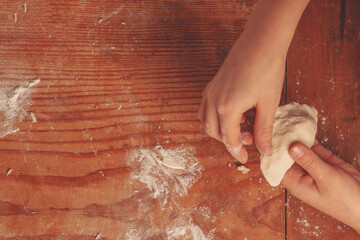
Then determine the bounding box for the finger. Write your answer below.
[197,96,207,122]
[282,163,314,188]
[282,163,319,190]
[289,142,335,184]
[204,104,221,141]
[311,142,348,167]
[282,164,320,203]
[311,142,333,161]
[240,131,253,145]
[219,115,248,163]
[254,102,277,157]
[312,142,360,180]
[282,162,306,185]
[312,140,346,167]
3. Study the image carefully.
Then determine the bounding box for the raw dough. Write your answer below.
[260,102,318,187]
[237,165,250,174]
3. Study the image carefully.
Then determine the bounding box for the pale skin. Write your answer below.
[197,0,360,234]
[198,0,310,162]
[283,142,360,234]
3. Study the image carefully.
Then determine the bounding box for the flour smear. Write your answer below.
[129,145,202,206]
[127,145,214,240]
[0,78,40,138]
[166,224,214,240]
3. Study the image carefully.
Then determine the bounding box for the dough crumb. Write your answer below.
[30,112,37,123]
[237,165,250,174]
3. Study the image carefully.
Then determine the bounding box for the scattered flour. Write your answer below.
[97,6,124,24]
[126,145,214,240]
[30,112,37,123]
[124,227,157,240]
[128,145,202,206]
[196,206,211,219]
[166,224,209,240]
[0,78,40,138]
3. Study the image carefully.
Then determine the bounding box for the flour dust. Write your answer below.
[0,78,40,138]
[126,145,214,240]
[129,145,202,206]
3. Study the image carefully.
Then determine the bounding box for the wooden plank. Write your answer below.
[287,0,360,239]
[0,0,285,239]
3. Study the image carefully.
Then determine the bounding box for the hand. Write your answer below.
[198,37,285,163]
[282,142,360,234]
[197,0,310,163]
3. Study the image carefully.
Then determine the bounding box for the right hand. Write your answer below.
[198,36,286,163]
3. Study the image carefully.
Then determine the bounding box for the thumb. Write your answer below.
[254,103,276,157]
[289,142,333,183]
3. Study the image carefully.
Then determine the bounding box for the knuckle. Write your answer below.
[302,155,317,170]
[256,127,273,141]
[216,104,226,116]
[216,99,231,116]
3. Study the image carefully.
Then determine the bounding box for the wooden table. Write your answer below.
[0,0,359,239]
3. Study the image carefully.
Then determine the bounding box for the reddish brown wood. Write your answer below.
[287,0,360,239]
[0,0,285,239]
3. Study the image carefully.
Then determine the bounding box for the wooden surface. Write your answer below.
[0,0,358,239]
[0,0,285,239]
[287,0,360,239]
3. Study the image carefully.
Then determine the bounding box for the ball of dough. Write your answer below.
[260,102,318,187]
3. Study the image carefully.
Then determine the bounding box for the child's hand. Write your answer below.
[197,0,310,163]
[282,142,360,234]
[197,37,285,163]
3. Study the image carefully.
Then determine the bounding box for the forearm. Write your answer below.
[238,0,310,56]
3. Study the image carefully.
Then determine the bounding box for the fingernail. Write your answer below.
[262,143,273,157]
[289,144,305,159]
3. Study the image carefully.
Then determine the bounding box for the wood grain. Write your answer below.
[287,0,360,239]
[0,0,285,239]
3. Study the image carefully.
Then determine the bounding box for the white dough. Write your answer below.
[260,102,318,187]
